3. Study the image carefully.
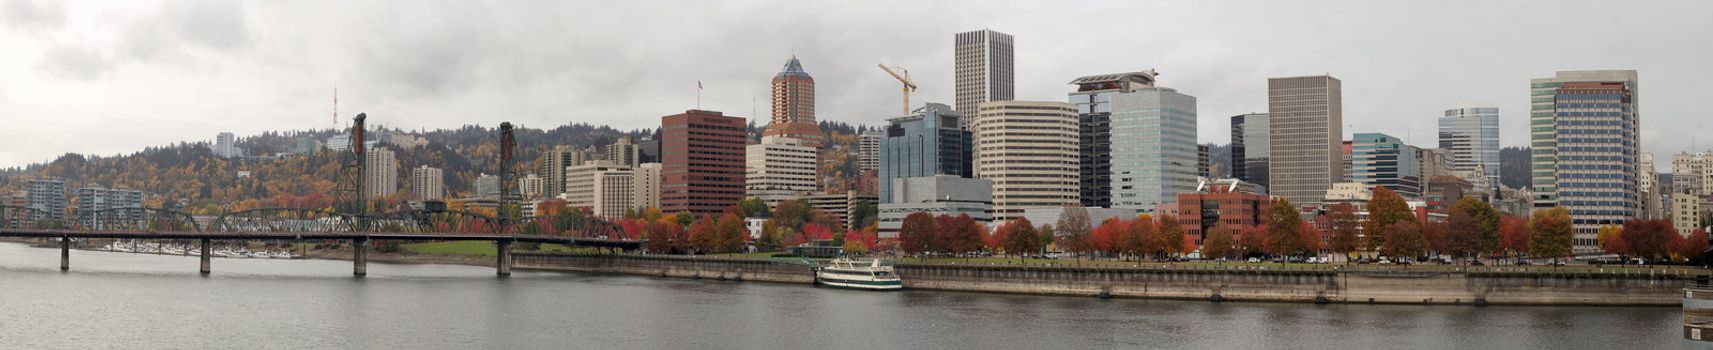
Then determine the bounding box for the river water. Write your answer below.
[0,242,1686,349]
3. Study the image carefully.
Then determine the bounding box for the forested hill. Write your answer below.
[1500,146,1530,190]
[0,122,648,213]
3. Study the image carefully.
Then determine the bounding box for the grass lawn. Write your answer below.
[401,241,596,256]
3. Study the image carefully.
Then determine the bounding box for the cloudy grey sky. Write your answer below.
[3,0,1710,170]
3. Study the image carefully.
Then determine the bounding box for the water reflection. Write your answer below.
[0,242,1681,349]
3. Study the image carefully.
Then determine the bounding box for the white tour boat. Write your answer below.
[815,258,903,291]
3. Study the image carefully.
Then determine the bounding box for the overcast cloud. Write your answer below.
[2,0,1710,170]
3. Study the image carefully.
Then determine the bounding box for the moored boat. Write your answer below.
[815,258,903,291]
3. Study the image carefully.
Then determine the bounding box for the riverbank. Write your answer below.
[11,236,1696,307]
[516,253,1699,307]
[0,237,499,267]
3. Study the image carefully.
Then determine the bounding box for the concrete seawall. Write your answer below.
[514,254,1692,306]
[514,253,814,284]
[897,264,1689,306]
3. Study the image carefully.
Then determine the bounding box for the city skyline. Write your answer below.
[3,1,1711,171]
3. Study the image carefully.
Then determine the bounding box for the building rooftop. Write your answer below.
[1068,69,1159,90]
[774,56,812,80]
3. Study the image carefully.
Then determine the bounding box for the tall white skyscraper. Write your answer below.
[563,160,633,219]
[632,163,663,211]
[518,174,546,200]
[1439,106,1501,189]
[971,100,1080,221]
[859,130,882,172]
[954,29,1014,126]
[745,136,819,207]
[410,165,445,200]
[213,132,241,158]
[363,148,398,199]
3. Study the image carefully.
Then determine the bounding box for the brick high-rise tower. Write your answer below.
[661,110,748,216]
[762,56,823,147]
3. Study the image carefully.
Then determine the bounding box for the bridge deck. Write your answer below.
[0,229,642,249]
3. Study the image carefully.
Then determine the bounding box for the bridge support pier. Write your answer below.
[59,237,70,271]
[199,239,211,275]
[353,239,368,277]
[497,239,512,277]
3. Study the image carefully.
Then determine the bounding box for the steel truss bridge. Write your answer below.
[0,115,641,277]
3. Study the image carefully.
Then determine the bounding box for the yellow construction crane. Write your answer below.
[878,64,917,115]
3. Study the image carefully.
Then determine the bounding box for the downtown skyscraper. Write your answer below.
[1439,106,1501,189]
[660,110,748,216]
[1352,133,1423,199]
[761,56,823,147]
[954,29,1014,126]
[364,147,397,200]
[1230,113,1270,189]
[971,100,1081,221]
[1530,70,1640,253]
[1070,70,1197,212]
[1267,75,1343,209]
[878,103,972,203]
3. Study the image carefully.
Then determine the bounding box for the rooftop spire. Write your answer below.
[775,55,811,80]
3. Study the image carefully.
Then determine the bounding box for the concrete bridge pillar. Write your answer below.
[497,239,513,277]
[199,239,211,275]
[59,237,70,271]
[353,238,368,277]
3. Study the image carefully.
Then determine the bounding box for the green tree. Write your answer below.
[1364,186,1413,255]
[736,197,770,218]
[1036,224,1055,255]
[849,200,877,230]
[1528,206,1573,259]
[674,211,696,227]
[1471,199,1502,255]
[843,240,869,255]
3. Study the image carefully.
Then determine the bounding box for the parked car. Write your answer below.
[1356,258,1372,264]
[1470,259,1485,266]
[1626,258,1646,266]
[1377,258,1393,265]
[1549,258,1568,266]
[1247,257,1261,263]
[1514,259,1533,266]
